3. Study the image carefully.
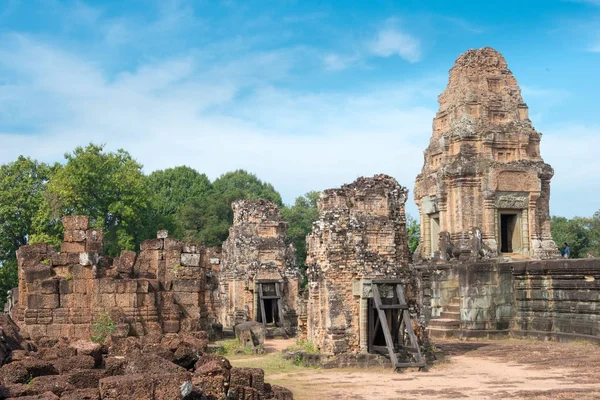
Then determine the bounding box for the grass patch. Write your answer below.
[284,339,319,354]
[229,352,312,374]
[215,339,255,356]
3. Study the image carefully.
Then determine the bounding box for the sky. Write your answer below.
[1,0,599,219]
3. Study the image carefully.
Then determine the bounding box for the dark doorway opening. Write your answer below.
[500,213,518,253]
[261,298,279,325]
[257,282,282,326]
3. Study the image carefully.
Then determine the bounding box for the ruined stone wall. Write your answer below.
[219,200,300,332]
[306,175,423,354]
[12,216,215,340]
[414,47,559,260]
[422,259,600,343]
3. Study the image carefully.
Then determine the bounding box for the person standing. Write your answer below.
[561,242,571,259]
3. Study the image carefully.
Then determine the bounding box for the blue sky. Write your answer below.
[1,0,599,219]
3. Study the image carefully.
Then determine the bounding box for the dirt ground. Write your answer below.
[228,338,600,400]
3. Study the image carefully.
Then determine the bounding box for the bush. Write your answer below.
[91,312,116,344]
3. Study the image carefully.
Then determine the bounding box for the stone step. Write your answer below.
[440,311,461,320]
[428,318,460,329]
[427,327,458,339]
[445,304,460,313]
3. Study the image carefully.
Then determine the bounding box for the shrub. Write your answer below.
[91,312,116,344]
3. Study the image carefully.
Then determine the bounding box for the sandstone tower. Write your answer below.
[219,200,300,333]
[306,175,424,355]
[414,47,559,260]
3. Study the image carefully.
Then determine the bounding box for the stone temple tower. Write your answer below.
[414,47,559,260]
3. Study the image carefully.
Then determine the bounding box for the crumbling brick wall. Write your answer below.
[218,200,300,333]
[306,175,424,354]
[12,216,215,340]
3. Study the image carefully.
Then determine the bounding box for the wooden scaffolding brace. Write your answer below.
[258,281,288,339]
[369,281,426,370]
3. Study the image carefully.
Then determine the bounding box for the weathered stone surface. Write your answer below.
[0,315,26,367]
[414,47,559,261]
[124,353,186,375]
[234,322,265,351]
[219,200,300,332]
[60,388,100,400]
[61,216,89,231]
[0,358,58,385]
[306,175,424,355]
[98,372,192,400]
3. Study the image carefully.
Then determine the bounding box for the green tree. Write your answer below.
[406,214,420,254]
[551,215,593,258]
[36,144,150,255]
[146,166,212,238]
[179,170,282,246]
[282,191,320,284]
[0,156,52,306]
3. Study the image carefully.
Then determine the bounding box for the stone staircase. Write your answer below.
[427,298,461,339]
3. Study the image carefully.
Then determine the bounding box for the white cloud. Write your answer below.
[541,124,600,217]
[0,35,435,217]
[323,53,359,71]
[368,27,421,63]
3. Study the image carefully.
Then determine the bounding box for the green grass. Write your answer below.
[215,339,255,356]
[284,339,319,354]
[228,352,313,374]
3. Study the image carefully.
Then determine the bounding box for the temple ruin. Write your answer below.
[12,216,215,340]
[306,175,427,368]
[218,200,301,335]
[414,47,559,261]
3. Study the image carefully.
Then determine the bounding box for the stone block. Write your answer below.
[183,242,200,254]
[69,265,94,280]
[157,230,168,239]
[24,265,53,283]
[98,279,116,294]
[62,216,89,230]
[172,280,202,293]
[61,242,86,254]
[115,280,137,294]
[181,253,200,267]
[40,279,59,294]
[164,238,183,251]
[140,239,163,251]
[51,253,68,266]
[85,241,102,253]
[115,293,136,308]
[79,252,97,266]
[86,228,103,243]
[27,294,59,309]
[98,372,191,400]
[173,292,201,306]
[234,321,265,350]
[64,229,87,243]
[230,367,264,393]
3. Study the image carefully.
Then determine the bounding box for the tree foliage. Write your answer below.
[551,213,600,258]
[406,214,420,254]
[0,156,52,305]
[146,166,212,238]
[178,170,282,246]
[282,191,320,284]
[37,144,150,255]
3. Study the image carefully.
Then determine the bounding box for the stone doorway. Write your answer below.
[430,213,440,256]
[499,212,521,253]
[257,282,282,327]
[366,281,425,369]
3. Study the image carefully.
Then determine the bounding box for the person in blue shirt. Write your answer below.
[561,242,570,259]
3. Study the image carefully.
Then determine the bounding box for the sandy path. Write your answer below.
[268,355,600,400]
[230,338,600,400]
